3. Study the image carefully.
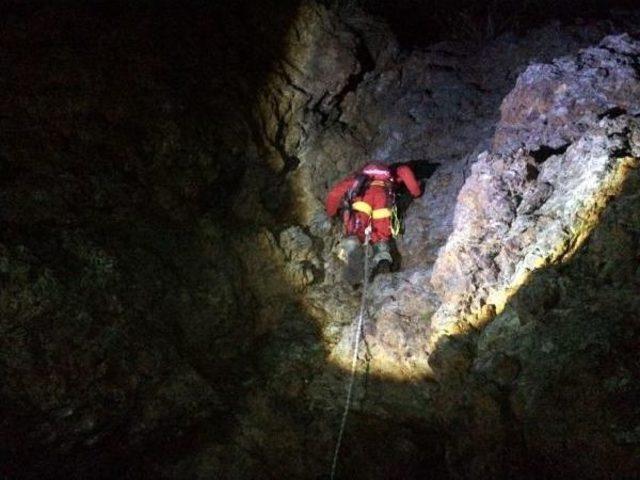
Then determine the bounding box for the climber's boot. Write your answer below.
[370,241,393,280]
[337,236,364,287]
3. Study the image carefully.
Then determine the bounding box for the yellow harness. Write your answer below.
[351,201,391,219]
[351,201,401,237]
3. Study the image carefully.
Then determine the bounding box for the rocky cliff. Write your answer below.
[1,2,639,479]
[227,4,640,478]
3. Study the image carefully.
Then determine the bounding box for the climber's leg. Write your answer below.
[371,240,393,279]
[337,235,364,287]
[343,210,369,243]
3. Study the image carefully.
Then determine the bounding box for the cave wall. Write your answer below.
[433,153,640,479]
[0,2,301,477]
[249,0,639,380]
[238,4,640,477]
[1,1,640,479]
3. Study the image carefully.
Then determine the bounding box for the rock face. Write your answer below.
[429,33,640,339]
[0,3,292,478]
[252,3,640,385]
[223,0,640,475]
[2,2,640,479]
[426,35,640,477]
[433,154,640,479]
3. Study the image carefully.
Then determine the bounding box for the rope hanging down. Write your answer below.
[330,227,372,480]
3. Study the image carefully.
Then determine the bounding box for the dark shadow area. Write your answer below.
[358,0,639,48]
[332,413,450,480]
[2,1,637,479]
[389,160,440,270]
[427,164,640,478]
[0,1,305,478]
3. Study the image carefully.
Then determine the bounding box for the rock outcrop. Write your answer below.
[430,33,640,350]
[217,0,640,474]
[426,35,640,478]
[2,2,640,479]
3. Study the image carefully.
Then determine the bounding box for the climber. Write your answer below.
[325,162,422,283]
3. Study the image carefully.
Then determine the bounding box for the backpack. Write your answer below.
[343,163,397,207]
[345,172,370,204]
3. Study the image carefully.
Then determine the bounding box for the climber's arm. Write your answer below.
[396,165,422,197]
[325,177,354,216]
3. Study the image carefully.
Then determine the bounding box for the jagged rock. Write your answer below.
[439,163,640,478]
[494,34,640,154]
[3,2,640,478]
[427,34,640,479]
[262,15,640,388]
[471,351,521,387]
[243,7,640,476]
[427,335,475,382]
[279,226,314,262]
[430,34,640,348]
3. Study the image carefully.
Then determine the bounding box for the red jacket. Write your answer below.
[325,164,421,217]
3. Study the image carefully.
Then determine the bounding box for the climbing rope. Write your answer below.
[330,227,371,480]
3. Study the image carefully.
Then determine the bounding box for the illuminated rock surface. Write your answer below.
[1,2,639,479]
